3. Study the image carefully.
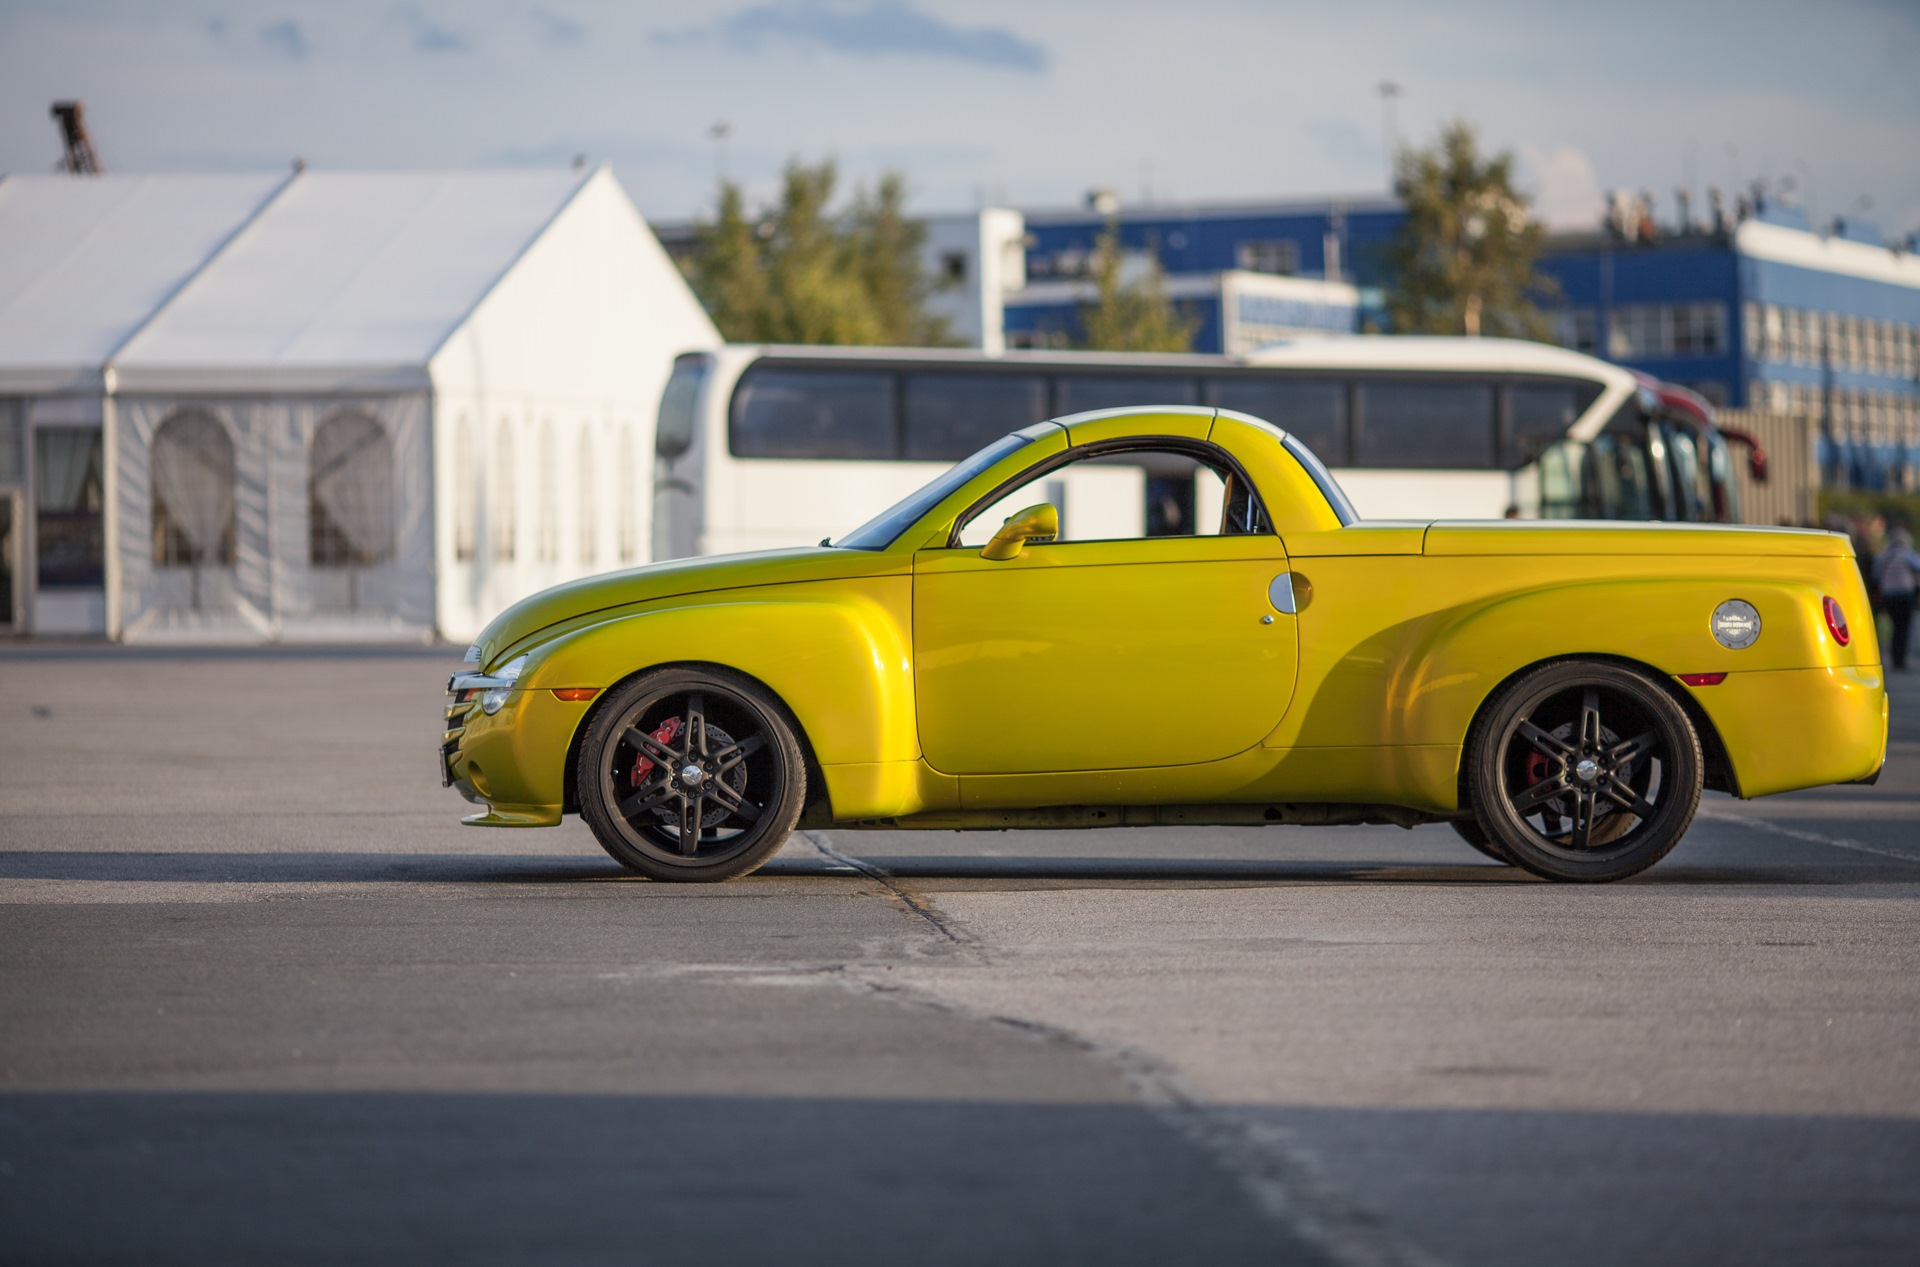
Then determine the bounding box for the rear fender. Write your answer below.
[1400,577,1844,749]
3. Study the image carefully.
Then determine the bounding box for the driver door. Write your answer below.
[911,445,1298,776]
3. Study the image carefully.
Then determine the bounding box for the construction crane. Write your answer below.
[51,100,102,174]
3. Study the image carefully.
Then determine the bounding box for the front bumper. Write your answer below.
[442,672,595,827]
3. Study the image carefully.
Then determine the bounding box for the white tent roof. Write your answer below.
[0,172,287,391]
[116,169,593,390]
[0,168,604,393]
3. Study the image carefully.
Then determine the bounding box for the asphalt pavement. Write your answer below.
[1,642,1916,1266]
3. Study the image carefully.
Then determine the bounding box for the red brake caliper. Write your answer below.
[1524,750,1550,789]
[630,716,683,787]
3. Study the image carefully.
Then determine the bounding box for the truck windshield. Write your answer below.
[832,432,1034,551]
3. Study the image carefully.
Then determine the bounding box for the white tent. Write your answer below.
[0,167,719,642]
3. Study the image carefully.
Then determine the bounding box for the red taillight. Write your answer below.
[551,687,600,702]
[1822,596,1850,647]
[1678,672,1728,687]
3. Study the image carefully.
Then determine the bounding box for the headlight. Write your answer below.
[463,643,481,664]
[1710,599,1760,650]
[481,687,511,715]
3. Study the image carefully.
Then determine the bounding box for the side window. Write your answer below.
[1053,375,1201,416]
[1505,380,1602,467]
[903,372,1047,461]
[953,445,1269,549]
[730,367,895,459]
[1355,378,1496,468]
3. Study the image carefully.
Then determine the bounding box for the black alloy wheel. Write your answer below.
[1467,660,1702,883]
[577,667,806,882]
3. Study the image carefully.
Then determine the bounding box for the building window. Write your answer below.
[1236,239,1298,276]
[579,429,597,565]
[453,415,476,562]
[940,250,968,284]
[150,411,235,572]
[491,418,516,563]
[1553,308,1598,355]
[309,412,393,570]
[1607,303,1727,359]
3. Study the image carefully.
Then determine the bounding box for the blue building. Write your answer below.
[1001,194,1920,490]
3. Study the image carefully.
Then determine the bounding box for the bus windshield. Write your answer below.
[832,431,1034,550]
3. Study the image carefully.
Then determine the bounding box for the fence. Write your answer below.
[1717,408,1819,527]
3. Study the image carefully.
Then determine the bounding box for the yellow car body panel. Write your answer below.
[444,406,1886,830]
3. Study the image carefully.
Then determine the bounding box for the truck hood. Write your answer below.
[472,546,906,669]
[1422,521,1853,557]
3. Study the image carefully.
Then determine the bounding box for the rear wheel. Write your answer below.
[577,667,806,882]
[1467,661,1702,883]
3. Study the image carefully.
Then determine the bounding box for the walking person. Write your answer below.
[1873,524,1920,671]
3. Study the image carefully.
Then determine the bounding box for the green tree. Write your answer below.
[1385,120,1553,339]
[689,158,950,346]
[1079,222,1197,353]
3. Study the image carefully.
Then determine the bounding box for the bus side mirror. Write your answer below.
[981,503,1059,561]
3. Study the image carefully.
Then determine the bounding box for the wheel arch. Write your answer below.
[561,659,835,820]
[1454,652,1740,812]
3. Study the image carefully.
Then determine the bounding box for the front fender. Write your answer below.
[1399,576,1847,748]
[526,574,919,769]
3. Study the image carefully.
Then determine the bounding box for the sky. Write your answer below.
[2,0,1916,236]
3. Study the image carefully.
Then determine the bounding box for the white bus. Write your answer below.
[651,338,1739,560]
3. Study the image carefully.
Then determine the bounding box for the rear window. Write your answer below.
[730,367,895,459]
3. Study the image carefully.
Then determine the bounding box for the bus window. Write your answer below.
[1355,379,1495,468]
[1664,426,1707,522]
[1537,440,1580,517]
[903,372,1047,461]
[656,353,710,459]
[1205,377,1348,465]
[1705,430,1739,522]
[1581,435,1657,520]
[1506,381,1601,468]
[731,367,897,460]
[1054,374,1200,416]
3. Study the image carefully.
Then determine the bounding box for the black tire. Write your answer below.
[1449,817,1512,864]
[1467,660,1702,883]
[577,666,806,882]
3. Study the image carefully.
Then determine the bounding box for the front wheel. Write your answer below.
[577,667,807,882]
[1467,661,1702,883]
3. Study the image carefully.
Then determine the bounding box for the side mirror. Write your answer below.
[980,503,1059,561]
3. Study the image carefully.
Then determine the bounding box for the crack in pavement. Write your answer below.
[803,831,1443,1267]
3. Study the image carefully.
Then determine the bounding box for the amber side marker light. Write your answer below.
[1822,596,1850,646]
[551,688,601,702]
[1678,673,1728,687]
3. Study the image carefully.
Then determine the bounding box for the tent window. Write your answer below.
[579,429,597,565]
[453,415,476,562]
[619,427,637,562]
[309,412,394,568]
[151,411,236,571]
[537,419,559,564]
[492,419,516,563]
[37,427,106,588]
